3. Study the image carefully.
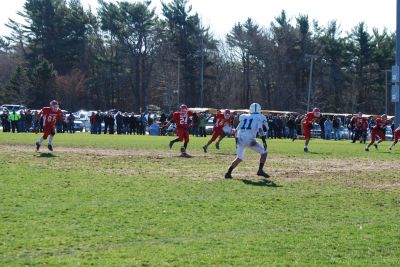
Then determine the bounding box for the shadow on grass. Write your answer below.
[36,152,58,158]
[241,178,281,188]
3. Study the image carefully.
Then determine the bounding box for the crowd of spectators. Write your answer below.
[0,109,34,133]
[0,107,397,141]
[88,111,148,135]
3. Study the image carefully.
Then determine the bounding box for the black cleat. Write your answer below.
[47,144,53,151]
[365,147,369,152]
[257,169,270,178]
[304,147,308,152]
[224,172,233,179]
[373,144,378,150]
[180,146,186,153]
[215,143,220,150]
[169,141,173,149]
[180,152,191,158]
[36,142,40,151]
[202,145,207,153]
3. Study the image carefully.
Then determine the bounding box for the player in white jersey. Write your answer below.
[225,103,270,179]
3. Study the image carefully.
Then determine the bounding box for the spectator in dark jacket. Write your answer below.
[1,110,10,132]
[89,112,96,134]
[25,110,33,132]
[129,113,137,134]
[123,113,130,134]
[104,112,115,134]
[287,115,297,140]
[95,111,103,134]
[332,115,341,140]
[67,113,75,133]
[115,112,123,134]
[191,112,200,136]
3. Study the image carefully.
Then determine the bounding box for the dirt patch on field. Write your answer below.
[1,144,398,189]
[269,157,398,175]
[0,144,211,159]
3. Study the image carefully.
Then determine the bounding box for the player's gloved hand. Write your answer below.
[34,127,39,134]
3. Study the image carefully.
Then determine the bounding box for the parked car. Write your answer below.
[385,126,393,140]
[0,104,27,115]
[205,116,233,136]
[310,123,322,138]
[73,120,85,132]
[205,117,214,135]
[73,110,94,130]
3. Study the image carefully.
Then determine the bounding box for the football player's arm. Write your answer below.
[165,116,175,129]
[36,110,43,122]
[34,110,43,133]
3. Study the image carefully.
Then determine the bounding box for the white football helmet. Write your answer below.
[50,100,59,112]
[249,103,261,114]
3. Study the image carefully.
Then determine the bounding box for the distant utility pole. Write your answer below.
[382,69,391,114]
[394,0,400,126]
[306,54,317,112]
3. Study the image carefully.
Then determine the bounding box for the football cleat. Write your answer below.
[304,147,308,152]
[202,145,207,153]
[373,144,378,150]
[365,147,369,152]
[180,146,186,153]
[215,143,220,150]
[35,142,40,151]
[224,172,233,179]
[169,141,173,149]
[48,144,53,151]
[257,169,270,178]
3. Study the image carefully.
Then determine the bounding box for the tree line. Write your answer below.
[0,0,396,114]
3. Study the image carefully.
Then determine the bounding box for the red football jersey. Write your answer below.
[354,117,368,130]
[213,113,232,130]
[302,112,317,126]
[395,126,400,136]
[374,117,386,129]
[38,107,64,128]
[172,110,193,129]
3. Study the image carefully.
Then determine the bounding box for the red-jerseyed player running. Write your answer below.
[389,125,400,150]
[35,100,64,151]
[301,107,321,152]
[202,109,233,153]
[166,104,193,156]
[365,114,388,151]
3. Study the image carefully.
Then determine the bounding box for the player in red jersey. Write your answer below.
[301,107,321,152]
[352,112,368,143]
[166,104,193,156]
[365,114,387,151]
[202,109,233,152]
[34,100,64,151]
[389,125,400,150]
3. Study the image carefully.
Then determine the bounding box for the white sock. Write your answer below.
[304,145,307,148]
[48,135,54,145]
[38,137,44,145]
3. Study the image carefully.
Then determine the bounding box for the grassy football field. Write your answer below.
[0,132,399,266]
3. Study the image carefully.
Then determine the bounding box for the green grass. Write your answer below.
[0,132,399,266]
